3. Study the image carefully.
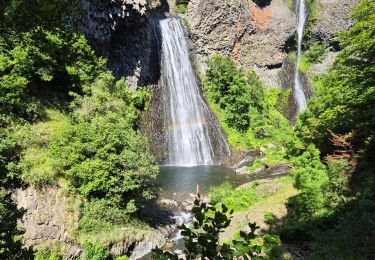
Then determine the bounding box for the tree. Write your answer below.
[49,74,158,210]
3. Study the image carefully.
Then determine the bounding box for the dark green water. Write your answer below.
[157,165,250,199]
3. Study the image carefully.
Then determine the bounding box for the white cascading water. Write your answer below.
[159,18,214,166]
[294,0,307,112]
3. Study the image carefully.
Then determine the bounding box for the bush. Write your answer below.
[289,145,329,220]
[153,197,263,259]
[204,55,293,151]
[81,242,109,260]
[304,42,327,64]
[49,74,158,209]
[205,55,265,132]
[174,0,189,14]
[34,246,59,260]
[79,199,132,234]
[0,28,105,121]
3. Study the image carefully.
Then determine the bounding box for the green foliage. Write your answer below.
[174,4,187,14]
[208,182,258,212]
[298,0,375,153]
[153,197,263,259]
[304,42,327,64]
[19,147,60,188]
[174,0,189,14]
[81,242,110,260]
[0,188,24,258]
[205,55,265,132]
[0,0,79,32]
[323,158,350,207]
[0,28,105,121]
[282,3,375,258]
[115,256,129,260]
[262,234,284,259]
[79,198,132,234]
[264,212,277,225]
[50,74,158,207]
[0,127,20,187]
[289,145,329,220]
[34,246,59,260]
[204,55,293,151]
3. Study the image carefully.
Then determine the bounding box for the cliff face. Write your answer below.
[13,186,82,258]
[187,0,295,88]
[75,0,165,90]
[14,186,175,259]
[310,0,359,45]
[186,0,357,88]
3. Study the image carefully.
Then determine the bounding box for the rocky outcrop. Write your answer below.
[75,0,148,53]
[13,186,81,257]
[310,0,358,45]
[75,0,167,90]
[186,0,296,88]
[13,186,178,259]
[186,0,358,90]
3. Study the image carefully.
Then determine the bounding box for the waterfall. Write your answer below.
[159,18,216,166]
[294,0,307,112]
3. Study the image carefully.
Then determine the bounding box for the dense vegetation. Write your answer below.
[204,55,293,152]
[0,0,158,258]
[285,1,375,257]
[203,0,375,258]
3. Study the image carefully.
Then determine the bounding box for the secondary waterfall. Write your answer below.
[294,0,307,112]
[159,18,216,166]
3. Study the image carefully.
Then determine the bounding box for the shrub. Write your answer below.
[304,42,327,64]
[79,199,132,234]
[19,147,60,188]
[153,197,263,259]
[289,145,329,219]
[205,55,266,132]
[34,246,59,260]
[49,74,158,209]
[81,242,109,260]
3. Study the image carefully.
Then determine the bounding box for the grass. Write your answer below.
[209,182,259,212]
[78,221,151,246]
[16,109,70,188]
[219,178,299,243]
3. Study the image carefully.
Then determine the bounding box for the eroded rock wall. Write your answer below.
[310,0,359,46]
[186,0,296,88]
[186,0,357,88]
[14,185,175,259]
[75,0,166,90]
[13,186,82,258]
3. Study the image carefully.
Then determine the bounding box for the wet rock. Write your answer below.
[160,198,179,207]
[232,155,255,169]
